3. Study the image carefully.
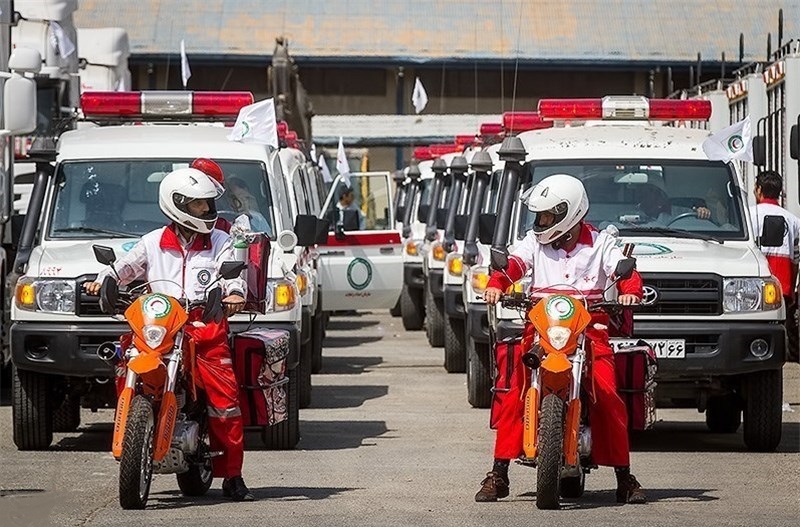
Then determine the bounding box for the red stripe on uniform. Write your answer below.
[766,255,796,297]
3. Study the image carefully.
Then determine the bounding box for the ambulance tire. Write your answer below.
[444,316,466,373]
[743,369,782,452]
[425,288,444,348]
[401,285,425,331]
[390,295,402,317]
[12,367,53,451]
[261,368,300,450]
[467,338,492,409]
[52,394,81,433]
[311,311,325,374]
[705,394,741,433]
[299,339,312,409]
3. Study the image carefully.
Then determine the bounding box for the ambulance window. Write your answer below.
[290,167,308,216]
[321,175,392,231]
[520,161,745,240]
[484,170,503,214]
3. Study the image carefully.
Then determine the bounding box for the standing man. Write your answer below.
[751,170,800,362]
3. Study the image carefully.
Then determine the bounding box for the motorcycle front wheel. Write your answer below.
[119,395,156,510]
[536,394,565,510]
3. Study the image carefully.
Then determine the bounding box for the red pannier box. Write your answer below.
[614,342,658,431]
[231,328,290,427]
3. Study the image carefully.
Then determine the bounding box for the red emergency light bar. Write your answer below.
[428,143,461,156]
[284,130,299,148]
[537,97,712,121]
[81,91,254,119]
[502,112,553,133]
[276,121,289,140]
[413,146,434,160]
[479,122,504,136]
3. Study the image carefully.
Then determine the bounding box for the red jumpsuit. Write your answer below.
[486,223,643,467]
[102,224,245,479]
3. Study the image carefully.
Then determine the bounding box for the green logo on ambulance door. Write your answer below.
[347,258,373,291]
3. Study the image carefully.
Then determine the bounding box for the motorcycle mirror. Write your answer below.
[490,247,509,271]
[219,261,246,280]
[614,258,636,280]
[202,287,224,324]
[98,275,119,315]
[93,245,117,266]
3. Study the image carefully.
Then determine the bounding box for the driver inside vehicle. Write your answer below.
[226,177,271,236]
[627,181,712,226]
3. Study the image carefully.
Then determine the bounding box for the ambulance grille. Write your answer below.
[638,273,722,316]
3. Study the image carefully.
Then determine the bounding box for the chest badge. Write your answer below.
[197,269,212,286]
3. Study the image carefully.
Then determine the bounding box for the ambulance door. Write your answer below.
[318,172,403,310]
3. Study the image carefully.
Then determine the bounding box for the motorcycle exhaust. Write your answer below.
[97,341,120,364]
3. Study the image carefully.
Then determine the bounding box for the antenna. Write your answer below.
[689,65,694,88]
[739,33,745,65]
[696,52,702,84]
[767,33,772,60]
[499,0,505,112]
[778,9,784,49]
[509,0,526,116]
[721,52,726,79]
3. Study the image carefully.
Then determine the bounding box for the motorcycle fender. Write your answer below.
[112,387,134,459]
[541,352,571,374]
[522,387,539,459]
[563,399,581,467]
[128,353,164,375]
[154,391,178,462]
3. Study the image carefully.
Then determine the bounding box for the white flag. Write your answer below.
[180,39,191,89]
[412,77,428,114]
[336,136,351,188]
[318,154,333,183]
[227,98,279,148]
[49,21,75,58]
[702,116,753,162]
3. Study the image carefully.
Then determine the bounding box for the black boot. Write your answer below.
[615,468,646,504]
[222,476,256,501]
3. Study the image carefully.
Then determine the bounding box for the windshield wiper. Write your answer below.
[52,226,139,238]
[618,227,723,244]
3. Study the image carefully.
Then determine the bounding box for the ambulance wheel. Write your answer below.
[261,368,300,450]
[52,394,81,433]
[743,370,782,452]
[12,367,53,451]
[311,311,325,374]
[425,288,444,348]
[705,394,741,433]
[467,338,492,409]
[401,285,425,331]
[444,316,466,373]
[299,340,312,409]
[390,295,402,317]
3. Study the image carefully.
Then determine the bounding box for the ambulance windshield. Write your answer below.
[48,159,274,239]
[519,161,745,240]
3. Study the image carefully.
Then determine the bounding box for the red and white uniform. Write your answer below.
[750,199,800,298]
[99,225,246,479]
[487,223,642,467]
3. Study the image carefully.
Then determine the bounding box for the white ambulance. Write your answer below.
[9,91,319,451]
[489,96,786,452]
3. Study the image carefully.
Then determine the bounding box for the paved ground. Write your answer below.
[1,311,799,526]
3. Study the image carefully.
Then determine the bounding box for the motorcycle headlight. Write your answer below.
[723,278,781,312]
[546,326,572,350]
[16,278,76,313]
[142,325,167,349]
[471,266,490,293]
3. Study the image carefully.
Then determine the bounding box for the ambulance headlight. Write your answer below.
[267,278,297,312]
[723,278,781,312]
[16,278,76,313]
[471,266,490,294]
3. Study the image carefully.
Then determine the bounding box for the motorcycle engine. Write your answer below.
[578,425,592,458]
[172,418,200,454]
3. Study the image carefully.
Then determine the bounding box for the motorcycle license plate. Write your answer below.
[610,338,686,358]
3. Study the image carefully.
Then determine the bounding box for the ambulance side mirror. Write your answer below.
[454,214,468,240]
[759,215,787,248]
[490,247,509,271]
[478,213,497,245]
[790,121,799,160]
[294,214,319,247]
[752,135,767,167]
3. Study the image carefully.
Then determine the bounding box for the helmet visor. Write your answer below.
[532,202,568,234]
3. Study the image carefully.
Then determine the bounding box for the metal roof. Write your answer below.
[74,0,800,65]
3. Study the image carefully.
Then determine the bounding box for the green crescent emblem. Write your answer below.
[240,121,251,139]
[347,258,373,291]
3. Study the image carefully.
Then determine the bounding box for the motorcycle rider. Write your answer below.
[84,167,254,501]
[475,174,647,504]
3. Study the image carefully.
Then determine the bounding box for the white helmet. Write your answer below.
[159,167,224,234]
[523,174,588,245]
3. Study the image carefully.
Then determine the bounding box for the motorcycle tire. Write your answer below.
[176,433,213,497]
[536,394,565,510]
[119,395,156,510]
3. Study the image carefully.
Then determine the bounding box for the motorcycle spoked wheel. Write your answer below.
[119,395,156,510]
[536,394,565,510]
[176,428,213,497]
